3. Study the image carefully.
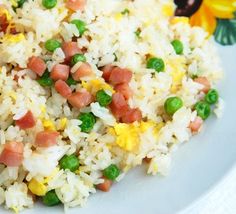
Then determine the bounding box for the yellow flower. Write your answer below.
[205,0,236,19]
[190,0,236,35]
[190,3,217,35]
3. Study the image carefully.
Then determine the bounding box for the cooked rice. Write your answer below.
[0,0,223,212]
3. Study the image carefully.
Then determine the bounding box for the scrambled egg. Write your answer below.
[28,168,59,196]
[140,121,164,136]
[169,56,186,93]
[114,123,140,152]
[113,121,164,152]
[82,79,114,94]
[28,179,47,196]
[1,33,25,43]
[42,119,56,131]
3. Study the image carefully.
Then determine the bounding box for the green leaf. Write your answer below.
[214,18,236,46]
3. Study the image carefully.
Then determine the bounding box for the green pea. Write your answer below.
[42,0,57,9]
[59,154,80,172]
[66,76,77,86]
[45,39,61,52]
[37,70,53,87]
[78,112,96,133]
[42,190,61,206]
[96,90,112,107]
[171,40,184,55]
[204,89,219,104]
[71,54,86,66]
[147,57,165,73]
[164,96,183,115]
[71,19,87,36]
[103,164,120,181]
[194,101,211,120]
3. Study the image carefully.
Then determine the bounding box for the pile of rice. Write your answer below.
[0,0,223,212]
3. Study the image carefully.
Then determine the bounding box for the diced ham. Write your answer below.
[121,108,142,123]
[194,77,211,93]
[27,56,46,76]
[96,178,112,192]
[50,64,70,81]
[72,62,92,81]
[109,67,132,85]
[65,0,86,11]
[109,93,129,119]
[101,64,115,82]
[62,42,82,62]
[114,83,133,100]
[55,80,72,98]
[68,91,93,109]
[189,116,203,133]
[15,110,36,129]
[0,142,24,167]
[35,131,59,147]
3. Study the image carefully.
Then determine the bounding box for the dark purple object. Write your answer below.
[174,0,203,17]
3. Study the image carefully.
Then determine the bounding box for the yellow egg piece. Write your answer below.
[168,57,186,93]
[1,33,25,43]
[28,179,47,196]
[114,123,140,152]
[82,79,114,94]
[43,119,56,131]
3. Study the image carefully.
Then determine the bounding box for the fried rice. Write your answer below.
[0,0,223,212]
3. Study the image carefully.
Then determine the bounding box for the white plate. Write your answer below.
[2,44,236,214]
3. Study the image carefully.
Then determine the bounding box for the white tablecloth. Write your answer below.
[180,165,236,214]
